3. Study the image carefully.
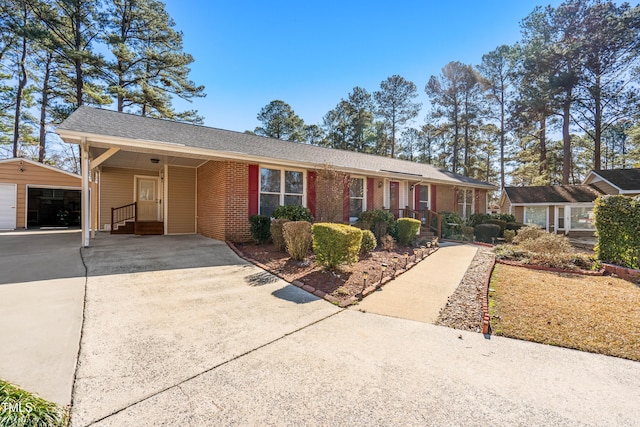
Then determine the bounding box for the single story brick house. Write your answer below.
[499,185,604,236]
[56,107,496,247]
[0,158,81,230]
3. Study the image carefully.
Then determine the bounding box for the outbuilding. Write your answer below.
[0,158,81,230]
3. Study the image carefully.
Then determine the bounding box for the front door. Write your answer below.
[136,177,159,221]
[390,181,399,217]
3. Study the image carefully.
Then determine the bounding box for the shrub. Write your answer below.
[594,195,640,269]
[467,213,491,227]
[283,221,312,261]
[273,205,313,222]
[486,219,507,236]
[440,211,464,238]
[474,223,501,243]
[360,230,377,255]
[503,229,516,243]
[358,210,395,242]
[381,234,395,251]
[505,222,523,232]
[312,223,363,269]
[462,226,475,241]
[396,217,421,245]
[270,218,290,252]
[513,225,545,243]
[249,215,271,244]
[492,213,516,223]
[518,232,573,255]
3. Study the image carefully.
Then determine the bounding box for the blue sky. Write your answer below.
[162,1,563,133]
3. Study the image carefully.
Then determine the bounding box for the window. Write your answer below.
[457,188,474,219]
[570,206,595,230]
[259,167,304,217]
[525,206,547,228]
[350,177,365,219]
[557,207,565,229]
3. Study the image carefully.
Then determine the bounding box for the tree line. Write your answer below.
[250,0,640,188]
[0,0,204,171]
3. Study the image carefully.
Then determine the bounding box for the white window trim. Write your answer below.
[258,165,306,216]
[524,205,549,231]
[349,176,367,222]
[416,183,431,211]
[565,203,596,232]
[457,188,475,219]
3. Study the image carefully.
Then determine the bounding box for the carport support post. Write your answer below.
[81,140,90,248]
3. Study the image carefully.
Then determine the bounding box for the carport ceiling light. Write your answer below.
[150,158,160,164]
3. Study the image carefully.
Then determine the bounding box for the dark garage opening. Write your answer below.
[27,188,81,228]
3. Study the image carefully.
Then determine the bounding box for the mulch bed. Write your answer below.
[233,242,436,306]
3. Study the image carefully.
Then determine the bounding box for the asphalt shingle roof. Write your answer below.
[504,185,603,204]
[57,106,496,189]
[591,168,640,191]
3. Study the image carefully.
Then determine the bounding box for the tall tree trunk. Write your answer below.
[500,88,505,189]
[452,108,459,174]
[39,52,52,163]
[538,115,547,177]
[562,88,572,185]
[74,11,83,106]
[593,76,602,170]
[12,15,28,158]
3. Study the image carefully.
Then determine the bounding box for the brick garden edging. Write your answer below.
[495,259,605,276]
[602,263,640,283]
[226,241,439,307]
[481,255,496,335]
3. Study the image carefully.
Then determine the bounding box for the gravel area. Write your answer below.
[435,247,495,332]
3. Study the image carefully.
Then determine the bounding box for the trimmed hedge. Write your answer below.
[249,215,271,244]
[474,223,501,243]
[273,205,314,222]
[360,229,377,255]
[312,223,363,269]
[283,221,312,261]
[594,195,640,269]
[270,218,290,252]
[357,210,395,242]
[486,219,507,236]
[396,217,421,245]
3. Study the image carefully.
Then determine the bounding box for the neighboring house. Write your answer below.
[0,158,81,230]
[499,185,603,236]
[583,168,640,196]
[56,107,496,246]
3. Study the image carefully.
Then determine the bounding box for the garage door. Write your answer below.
[0,183,17,230]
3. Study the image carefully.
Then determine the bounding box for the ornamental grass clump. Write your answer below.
[0,379,67,427]
[312,223,362,269]
[282,221,312,261]
[512,225,545,243]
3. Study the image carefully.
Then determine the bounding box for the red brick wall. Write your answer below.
[197,161,226,240]
[224,161,250,242]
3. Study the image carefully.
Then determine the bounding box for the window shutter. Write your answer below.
[366,177,374,211]
[248,164,259,216]
[343,175,350,223]
[431,184,437,212]
[307,171,317,218]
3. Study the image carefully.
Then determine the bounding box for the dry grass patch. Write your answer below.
[490,264,640,361]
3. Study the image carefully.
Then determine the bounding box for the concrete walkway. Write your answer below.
[0,230,85,407]
[355,242,478,323]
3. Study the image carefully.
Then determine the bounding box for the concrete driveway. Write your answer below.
[0,230,85,406]
[2,231,639,425]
